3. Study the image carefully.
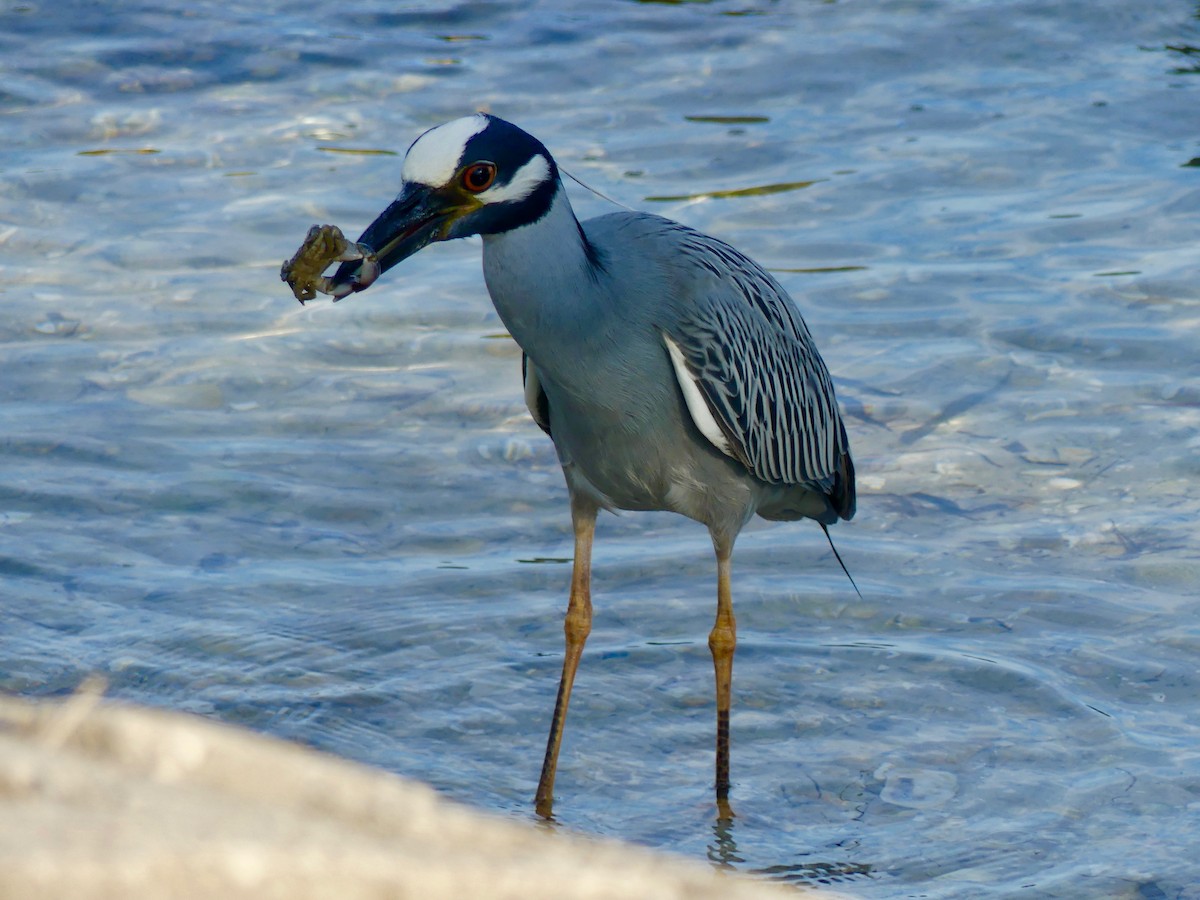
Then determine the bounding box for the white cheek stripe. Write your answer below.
[663,333,736,458]
[401,114,489,187]
[477,155,551,205]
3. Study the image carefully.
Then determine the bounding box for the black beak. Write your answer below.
[329,182,456,296]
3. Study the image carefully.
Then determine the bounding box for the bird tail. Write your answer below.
[820,522,862,600]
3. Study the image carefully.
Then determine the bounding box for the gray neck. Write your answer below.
[481,183,603,358]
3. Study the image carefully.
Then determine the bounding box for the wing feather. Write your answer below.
[521,353,552,435]
[659,223,855,518]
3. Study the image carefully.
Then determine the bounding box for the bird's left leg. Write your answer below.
[709,535,737,817]
[535,494,597,818]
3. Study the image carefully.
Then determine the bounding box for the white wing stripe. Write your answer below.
[523,357,547,430]
[663,333,737,460]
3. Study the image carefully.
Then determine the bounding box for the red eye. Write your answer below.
[461,162,497,193]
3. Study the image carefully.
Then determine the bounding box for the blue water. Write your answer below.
[3,1,1199,896]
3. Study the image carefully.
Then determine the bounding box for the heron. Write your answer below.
[294,113,856,818]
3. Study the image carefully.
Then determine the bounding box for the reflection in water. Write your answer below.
[644,180,820,202]
[315,147,400,157]
[683,115,771,125]
[709,813,874,889]
[769,266,869,274]
[707,813,743,871]
[1165,41,1200,73]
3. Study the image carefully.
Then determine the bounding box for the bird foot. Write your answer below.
[280,224,380,304]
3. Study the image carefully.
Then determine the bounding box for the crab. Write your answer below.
[280,224,380,304]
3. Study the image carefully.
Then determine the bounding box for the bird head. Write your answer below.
[330,114,559,295]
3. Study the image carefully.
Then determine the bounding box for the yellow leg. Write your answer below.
[534,498,596,819]
[708,543,736,816]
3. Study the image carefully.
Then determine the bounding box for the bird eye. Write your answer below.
[461,162,497,193]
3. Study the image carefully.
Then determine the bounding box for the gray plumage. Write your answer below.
[318,113,856,816]
[486,190,854,542]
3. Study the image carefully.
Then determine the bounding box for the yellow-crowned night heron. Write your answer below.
[299,114,856,818]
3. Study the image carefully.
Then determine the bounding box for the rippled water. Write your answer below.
[4,1,1199,896]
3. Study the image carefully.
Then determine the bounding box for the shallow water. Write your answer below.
[3,0,1199,896]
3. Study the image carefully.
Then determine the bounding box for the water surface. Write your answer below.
[2,1,1199,897]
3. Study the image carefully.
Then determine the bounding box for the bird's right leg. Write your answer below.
[709,536,737,819]
[534,494,597,819]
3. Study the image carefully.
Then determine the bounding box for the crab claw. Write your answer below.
[326,251,380,301]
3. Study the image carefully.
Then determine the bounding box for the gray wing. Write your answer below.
[660,223,855,519]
